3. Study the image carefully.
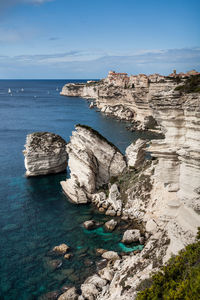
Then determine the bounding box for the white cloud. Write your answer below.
[0,47,199,78]
[0,0,54,11]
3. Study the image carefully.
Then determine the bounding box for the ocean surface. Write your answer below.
[0,80,159,300]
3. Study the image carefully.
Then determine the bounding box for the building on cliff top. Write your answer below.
[106,70,129,87]
[168,69,200,78]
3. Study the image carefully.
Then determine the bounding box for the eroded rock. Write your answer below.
[104,219,117,232]
[61,125,126,203]
[122,229,141,244]
[52,243,69,255]
[125,139,147,169]
[102,251,120,260]
[23,132,68,176]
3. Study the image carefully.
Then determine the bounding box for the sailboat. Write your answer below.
[21,88,24,92]
[8,88,12,94]
[56,87,59,91]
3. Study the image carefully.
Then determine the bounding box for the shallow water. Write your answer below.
[0,80,158,299]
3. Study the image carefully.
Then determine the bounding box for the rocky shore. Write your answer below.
[25,71,200,299]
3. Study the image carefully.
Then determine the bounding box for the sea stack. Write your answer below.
[23,132,68,176]
[60,124,126,203]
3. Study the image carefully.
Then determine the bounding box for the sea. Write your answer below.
[0,80,159,300]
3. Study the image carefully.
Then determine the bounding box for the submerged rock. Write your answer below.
[23,132,68,176]
[39,291,61,300]
[58,287,78,300]
[61,125,126,203]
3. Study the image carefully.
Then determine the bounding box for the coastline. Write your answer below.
[54,71,200,300]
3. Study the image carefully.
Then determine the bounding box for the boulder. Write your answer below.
[122,229,141,244]
[104,219,117,232]
[81,283,98,300]
[102,251,120,260]
[52,243,69,255]
[23,132,68,176]
[83,220,96,230]
[98,267,114,282]
[64,254,72,260]
[146,219,157,234]
[58,287,78,300]
[125,139,147,169]
[84,274,107,289]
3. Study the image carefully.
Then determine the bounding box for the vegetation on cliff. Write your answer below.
[175,74,200,93]
[136,229,200,299]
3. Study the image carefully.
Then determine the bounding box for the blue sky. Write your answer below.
[0,0,200,78]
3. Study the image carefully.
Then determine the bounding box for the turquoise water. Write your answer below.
[0,80,158,299]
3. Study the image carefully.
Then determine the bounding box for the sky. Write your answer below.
[0,0,200,79]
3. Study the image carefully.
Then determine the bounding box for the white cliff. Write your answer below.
[57,71,200,300]
[23,132,68,176]
[60,125,126,204]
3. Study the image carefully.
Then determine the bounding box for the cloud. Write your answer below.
[0,0,54,11]
[0,47,199,78]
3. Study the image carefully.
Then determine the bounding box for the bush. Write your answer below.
[174,75,200,93]
[136,228,200,299]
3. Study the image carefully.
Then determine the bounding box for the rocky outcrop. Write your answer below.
[60,125,126,203]
[125,139,147,168]
[23,132,68,176]
[60,82,99,99]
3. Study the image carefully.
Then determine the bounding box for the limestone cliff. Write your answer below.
[23,132,68,176]
[60,125,126,204]
[148,91,200,257]
[60,73,179,130]
[57,72,200,300]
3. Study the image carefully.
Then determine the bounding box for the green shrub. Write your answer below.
[136,229,200,299]
[174,75,200,93]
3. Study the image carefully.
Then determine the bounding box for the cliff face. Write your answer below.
[58,72,200,300]
[60,82,99,99]
[148,91,200,256]
[23,132,68,176]
[60,74,200,250]
[60,125,126,204]
[60,74,177,129]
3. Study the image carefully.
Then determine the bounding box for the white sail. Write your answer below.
[8,88,11,94]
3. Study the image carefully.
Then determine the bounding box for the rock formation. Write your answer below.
[125,139,147,168]
[23,132,68,176]
[60,125,126,203]
[56,71,200,300]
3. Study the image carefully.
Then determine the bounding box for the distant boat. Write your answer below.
[21,88,24,92]
[8,88,12,94]
[56,87,59,91]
